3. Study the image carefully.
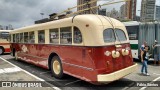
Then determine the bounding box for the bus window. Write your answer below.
[115,29,127,41]
[103,29,116,43]
[126,26,138,40]
[38,30,45,44]
[24,32,29,43]
[50,28,59,44]
[16,33,20,43]
[29,31,35,43]
[13,34,16,43]
[20,33,23,43]
[0,32,9,40]
[60,27,72,44]
[74,27,82,44]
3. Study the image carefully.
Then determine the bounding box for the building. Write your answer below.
[106,8,120,19]
[35,18,50,24]
[0,25,13,30]
[141,0,156,22]
[120,4,126,20]
[155,6,160,21]
[77,0,97,14]
[98,9,106,16]
[125,0,137,20]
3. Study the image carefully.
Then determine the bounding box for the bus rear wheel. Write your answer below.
[0,47,4,55]
[51,56,64,79]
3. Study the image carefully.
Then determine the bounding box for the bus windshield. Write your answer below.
[115,29,127,41]
[0,32,9,39]
[103,29,127,43]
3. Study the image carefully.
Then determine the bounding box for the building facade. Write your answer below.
[125,0,137,20]
[141,0,156,22]
[120,4,126,20]
[77,0,97,14]
[155,6,160,21]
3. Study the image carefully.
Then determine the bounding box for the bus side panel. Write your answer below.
[80,47,98,82]
[59,46,84,79]
[37,44,61,69]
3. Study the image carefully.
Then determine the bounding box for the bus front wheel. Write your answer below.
[0,47,4,55]
[51,56,64,79]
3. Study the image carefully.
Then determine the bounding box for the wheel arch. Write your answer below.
[48,52,60,70]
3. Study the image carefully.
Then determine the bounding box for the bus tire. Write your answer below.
[51,56,64,79]
[0,47,4,55]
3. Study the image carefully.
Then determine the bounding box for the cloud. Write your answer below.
[0,0,76,29]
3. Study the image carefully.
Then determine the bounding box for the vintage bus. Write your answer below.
[123,21,139,59]
[0,30,11,55]
[10,15,137,84]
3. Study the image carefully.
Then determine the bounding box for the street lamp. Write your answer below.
[40,13,44,19]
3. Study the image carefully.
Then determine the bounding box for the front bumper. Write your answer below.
[97,63,137,83]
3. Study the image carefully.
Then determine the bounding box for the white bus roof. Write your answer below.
[0,30,11,32]
[123,21,140,26]
[10,14,129,46]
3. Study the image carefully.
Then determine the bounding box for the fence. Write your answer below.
[138,22,160,54]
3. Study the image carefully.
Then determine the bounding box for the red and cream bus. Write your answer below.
[10,14,137,84]
[0,30,11,55]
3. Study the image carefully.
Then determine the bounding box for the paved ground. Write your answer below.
[0,54,160,90]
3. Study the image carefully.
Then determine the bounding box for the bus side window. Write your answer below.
[50,28,59,44]
[24,32,29,43]
[20,33,23,43]
[74,27,82,44]
[16,33,20,43]
[13,34,15,43]
[38,30,45,44]
[60,27,72,44]
[29,31,35,43]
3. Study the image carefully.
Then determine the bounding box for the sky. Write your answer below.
[0,0,159,29]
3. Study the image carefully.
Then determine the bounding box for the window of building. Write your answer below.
[103,29,116,43]
[38,30,45,43]
[24,32,29,43]
[60,27,72,44]
[29,31,35,43]
[50,28,59,44]
[16,33,20,43]
[20,33,23,43]
[73,27,82,44]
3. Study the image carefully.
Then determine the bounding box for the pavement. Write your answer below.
[0,54,160,90]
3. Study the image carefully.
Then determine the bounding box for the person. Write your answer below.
[141,46,150,76]
[140,41,147,51]
[152,40,159,65]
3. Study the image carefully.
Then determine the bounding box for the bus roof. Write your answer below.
[10,14,129,46]
[123,21,140,26]
[10,14,125,33]
[0,30,11,32]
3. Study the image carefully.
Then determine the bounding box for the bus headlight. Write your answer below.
[112,51,120,58]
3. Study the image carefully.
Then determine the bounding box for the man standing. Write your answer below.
[141,46,150,76]
[140,41,147,51]
[152,40,159,65]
